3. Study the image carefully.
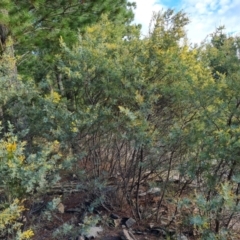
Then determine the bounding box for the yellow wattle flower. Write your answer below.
[6,142,17,153]
[20,229,34,239]
[52,91,61,103]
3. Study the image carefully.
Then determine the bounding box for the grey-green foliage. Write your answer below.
[176,30,240,237]
[0,123,62,201]
[52,222,86,240]
[2,3,240,237]
[57,12,198,219]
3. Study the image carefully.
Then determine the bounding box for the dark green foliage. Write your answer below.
[0,0,135,83]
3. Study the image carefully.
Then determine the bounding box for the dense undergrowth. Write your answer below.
[1,1,240,239]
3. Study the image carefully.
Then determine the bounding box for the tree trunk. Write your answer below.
[0,10,18,83]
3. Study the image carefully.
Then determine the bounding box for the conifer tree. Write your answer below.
[0,0,135,81]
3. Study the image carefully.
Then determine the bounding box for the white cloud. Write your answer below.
[132,0,166,37]
[131,0,240,44]
[183,0,240,44]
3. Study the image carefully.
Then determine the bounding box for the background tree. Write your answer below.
[0,0,136,138]
[0,0,135,97]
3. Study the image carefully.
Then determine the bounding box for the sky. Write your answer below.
[132,0,240,44]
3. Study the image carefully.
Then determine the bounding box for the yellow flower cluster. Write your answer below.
[6,142,17,153]
[20,229,34,240]
[52,140,60,152]
[86,25,97,33]
[3,141,27,166]
[52,91,61,103]
[0,199,25,229]
[45,91,61,104]
[71,122,78,133]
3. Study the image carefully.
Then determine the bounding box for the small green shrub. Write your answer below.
[0,122,64,239]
